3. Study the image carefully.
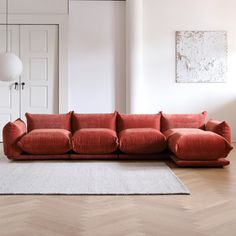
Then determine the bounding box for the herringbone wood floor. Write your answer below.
[0,144,236,236]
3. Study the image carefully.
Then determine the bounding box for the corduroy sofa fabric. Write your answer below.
[170,156,230,167]
[18,129,72,155]
[119,128,166,154]
[72,128,118,154]
[164,128,233,160]
[2,119,26,157]
[70,154,117,159]
[26,112,72,132]
[7,154,71,160]
[161,111,207,132]
[206,119,231,143]
[72,112,117,132]
[117,113,161,132]
[2,111,233,167]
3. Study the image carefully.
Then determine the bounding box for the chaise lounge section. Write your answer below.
[160,112,233,167]
[2,111,233,167]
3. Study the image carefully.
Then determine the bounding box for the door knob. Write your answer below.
[14,82,18,90]
[21,82,25,90]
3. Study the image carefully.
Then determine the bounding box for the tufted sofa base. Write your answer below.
[170,155,230,167]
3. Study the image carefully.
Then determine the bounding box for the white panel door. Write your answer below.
[0,25,20,141]
[20,25,58,119]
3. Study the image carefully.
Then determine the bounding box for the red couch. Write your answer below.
[2,111,233,167]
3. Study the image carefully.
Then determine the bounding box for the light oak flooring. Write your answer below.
[0,144,236,236]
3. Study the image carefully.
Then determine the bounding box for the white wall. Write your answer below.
[126,0,143,114]
[69,1,126,113]
[0,0,68,14]
[68,0,236,139]
[142,0,236,140]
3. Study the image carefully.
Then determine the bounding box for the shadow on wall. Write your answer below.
[209,99,236,141]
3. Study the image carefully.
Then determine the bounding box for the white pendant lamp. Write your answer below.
[0,0,23,81]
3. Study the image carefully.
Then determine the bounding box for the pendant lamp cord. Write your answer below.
[6,0,8,52]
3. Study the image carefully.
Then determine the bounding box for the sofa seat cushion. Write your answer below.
[18,129,72,155]
[72,128,118,154]
[118,128,167,154]
[164,128,233,160]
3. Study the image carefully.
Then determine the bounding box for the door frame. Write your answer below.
[0,14,69,113]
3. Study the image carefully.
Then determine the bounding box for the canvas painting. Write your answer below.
[176,31,227,83]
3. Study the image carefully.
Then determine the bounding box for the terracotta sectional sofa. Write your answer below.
[2,111,233,167]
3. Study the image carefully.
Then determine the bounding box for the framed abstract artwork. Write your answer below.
[176,31,227,83]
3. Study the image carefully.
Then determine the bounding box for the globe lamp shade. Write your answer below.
[0,53,23,81]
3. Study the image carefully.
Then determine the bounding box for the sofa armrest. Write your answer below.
[2,118,27,158]
[206,119,231,143]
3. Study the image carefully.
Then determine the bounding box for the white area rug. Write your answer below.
[0,157,190,195]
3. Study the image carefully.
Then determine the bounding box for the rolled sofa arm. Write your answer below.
[2,119,26,158]
[206,119,231,143]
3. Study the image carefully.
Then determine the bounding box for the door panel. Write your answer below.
[20,25,59,119]
[0,25,20,141]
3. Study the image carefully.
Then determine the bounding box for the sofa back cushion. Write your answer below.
[117,113,161,132]
[72,112,117,132]
[206,119,231,143]
[26,112,72,132]
[161,111,207,132]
